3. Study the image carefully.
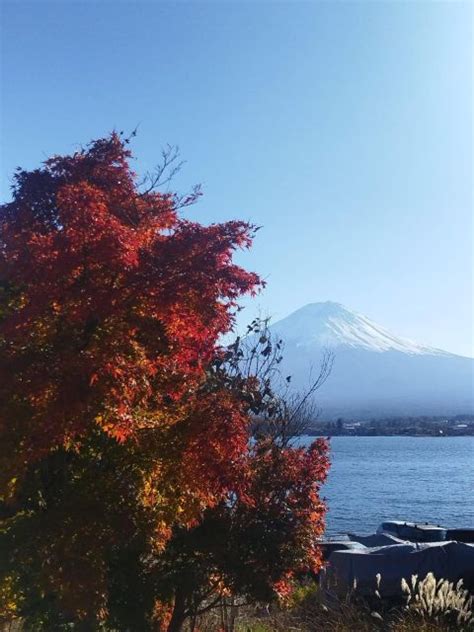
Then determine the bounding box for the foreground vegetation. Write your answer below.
[2,572,473,631]
[175,573,474,632]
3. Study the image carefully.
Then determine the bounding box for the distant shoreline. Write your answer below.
[304,432,474,437]
[303,415,474,438]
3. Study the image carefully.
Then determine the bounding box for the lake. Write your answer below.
[297,436,474,535]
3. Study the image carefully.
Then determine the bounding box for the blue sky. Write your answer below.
[1,1,472,356]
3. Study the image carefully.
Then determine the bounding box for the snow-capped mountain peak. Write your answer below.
[269,302,448,356]
[261,302,472,418]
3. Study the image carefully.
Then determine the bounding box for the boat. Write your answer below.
[445,528,474,543]
[376,520,447,542]
[318,520,474,598]
[376,521,474,544]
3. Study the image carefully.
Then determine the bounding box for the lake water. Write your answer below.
[297,436,474,535]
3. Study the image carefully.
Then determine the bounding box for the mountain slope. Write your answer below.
[267,302,473,419]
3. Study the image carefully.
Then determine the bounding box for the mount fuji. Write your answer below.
[266,302,474,419]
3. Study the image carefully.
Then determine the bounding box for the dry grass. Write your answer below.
[193,572,473,632]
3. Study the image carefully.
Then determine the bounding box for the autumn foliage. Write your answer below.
[0,134,329,631]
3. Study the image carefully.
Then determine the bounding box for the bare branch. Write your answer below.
[138,144,184,195]
[221,318,334,445]
[136,144,203,212]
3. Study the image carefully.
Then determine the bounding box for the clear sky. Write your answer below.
[1,1,472,356]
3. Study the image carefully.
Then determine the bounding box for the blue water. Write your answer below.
[297,436,474,535]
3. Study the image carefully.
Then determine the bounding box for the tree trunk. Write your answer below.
[167,588,187,632]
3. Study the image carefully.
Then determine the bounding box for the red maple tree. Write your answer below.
[0,134,329,631]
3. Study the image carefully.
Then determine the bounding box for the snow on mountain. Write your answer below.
[269,302,450,356]
[265,302,473,419]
